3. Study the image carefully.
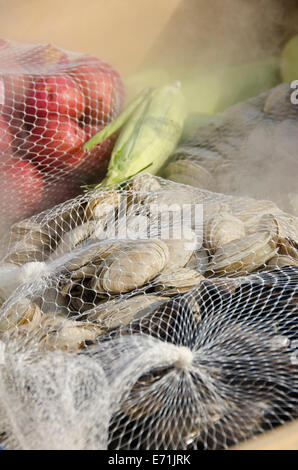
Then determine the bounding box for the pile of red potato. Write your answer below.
[0,40,124,218]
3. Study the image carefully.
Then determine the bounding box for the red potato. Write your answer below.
[24,74,85,123]
[0,61,31,153]
[69,61,125,125]
[1,68,31,118]
[0,159,44,218]
[25,114,87,173]
[0,113,12,156]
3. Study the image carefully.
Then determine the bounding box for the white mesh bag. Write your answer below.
[0,342,110,450]
[0,174,297,449]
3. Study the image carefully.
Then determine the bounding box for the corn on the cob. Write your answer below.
[85,82,186,188]
[83,87,152,152]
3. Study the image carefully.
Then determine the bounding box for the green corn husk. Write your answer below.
[83,87,153,151]
[90,81,186,189]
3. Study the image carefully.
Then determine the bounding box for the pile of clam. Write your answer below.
[0,173,297,354]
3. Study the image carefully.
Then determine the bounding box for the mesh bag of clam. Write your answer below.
[167,83,298,215]
[0,38,124,240]
[0,172,297,449]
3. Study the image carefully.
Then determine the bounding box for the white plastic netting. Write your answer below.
[0,172,297,449]
[0,39,124,240]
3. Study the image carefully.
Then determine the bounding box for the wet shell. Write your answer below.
[91,240,169,294]
[207,231,278,277]
[204,213,245,251]
[0,298,41,334]
[153,268,205,295]
[163,159,214,190]
[87,294,168,329]
[86,191,122,222]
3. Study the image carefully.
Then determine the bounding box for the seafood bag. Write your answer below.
[0,175,297,449]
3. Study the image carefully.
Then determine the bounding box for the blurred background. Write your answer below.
[0,0,298,113]
[0,0,181,76]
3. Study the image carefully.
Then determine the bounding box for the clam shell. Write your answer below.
[207,231,278,277]
[92,240,170,294]
[126,173,162,194]
[204,213,245,251]
[0,288,6,308]
[64,240,122,274]
[145,187,198,212]
[278,239,298,259]
[87,294,168,328]
[257,213,298,258]
[186,248,209,274]
[7,220,54,265]
[0,298,41,334]
[203,201,231,218]
[46,200,87,244]
[267,255,298,268]
[163,159,214,190]
[86,191,122,221]
[10,220,51,244]
[50,221,97,260]
[111,213,151,240]
[164,229,198,270]
[236,200,282,230]
[39,316,103,351]
[258,213,298,244]
[153,267,205,295]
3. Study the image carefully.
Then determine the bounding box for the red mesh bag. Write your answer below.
[0,39,125,236]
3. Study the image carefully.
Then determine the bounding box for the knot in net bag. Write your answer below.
[0,175,297,449]
[0,342,110,450]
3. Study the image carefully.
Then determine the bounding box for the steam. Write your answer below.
[125,0,298,213]
[126,0,298,111]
